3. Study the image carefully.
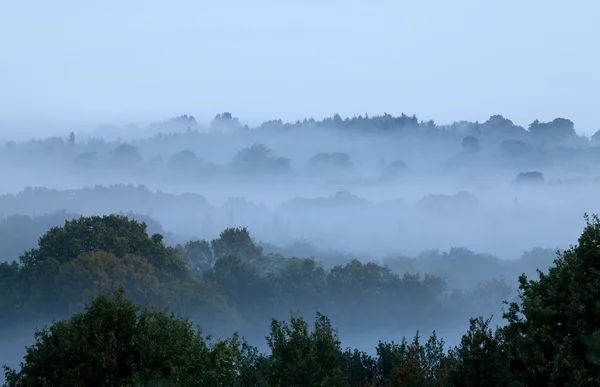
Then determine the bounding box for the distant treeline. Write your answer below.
[97,112,599,141]
[2,113,600,183]
[0,184,583,261]
[0,208,554,288]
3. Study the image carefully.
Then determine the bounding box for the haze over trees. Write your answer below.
[1,111,600,385]
[2,112,598,257]
[2,213,600,386]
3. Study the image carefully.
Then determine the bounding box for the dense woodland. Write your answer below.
[1,112,600,385]
[0,213,548,342]
[0,213,599,386]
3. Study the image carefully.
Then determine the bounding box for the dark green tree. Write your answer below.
[265,313,347,387]
[179,239,214,275]
[501,214,600,386]
[211,227,264,267]
[447,316,517,387]
[341,348,377,387]
[19,215,185,276]
[3,287,242,387]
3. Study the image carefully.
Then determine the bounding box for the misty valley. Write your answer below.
[1,112,600,386]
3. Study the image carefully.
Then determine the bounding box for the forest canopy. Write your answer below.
[2,213,600,386]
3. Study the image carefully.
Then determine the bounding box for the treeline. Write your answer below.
[0,210,172,261]
[3,113,600,183]
[254,113,596,146]
[0,205,556,285]
[0,212,556,339]
[12,112,599,141]
[0,185,486,220]
[4,214,600,386]
[0,185,210,219]
[0,184,578,263]
[0,215,524,340]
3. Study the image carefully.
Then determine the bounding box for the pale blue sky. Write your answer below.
[1,0,599,133]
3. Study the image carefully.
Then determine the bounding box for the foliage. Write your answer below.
[0,213,552,340]
[500,213,600,386]
[377,159,407,180]
[3,112,597,192]
[499,140,534,158]
[210,227,263,265]
[307,152,353,175]
[461,136,480,153]
[19,214,184,274]
[341,348,377,387]
[177,239,214,275]
[0,210,173,263]
[0,214,231,328]
[591,129,600,144]
[513,171,545,185]
[3,287,241,387]
[3,213,600,386]
[230,144,292,175]
[529,118,576,140]
[265,312,347,387]
[447,317,516,387]
[386,332,449,387]
[168,150,199,171]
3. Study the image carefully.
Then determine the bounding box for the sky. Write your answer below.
[0,0,599,135]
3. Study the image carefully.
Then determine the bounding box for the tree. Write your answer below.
[73,151,98,167]
[10,215,226,322]
[341,348,377,387]
[265,313,347,387]
[447,316,516,387]
[499,140,533,158]
[482,115,526,137]
[0,261,24,326]
[230,144,292,175]
[378,159,407,180]
[19,215,185,276]
[528,118,576,140]
[52,251,160,312]
[390,332,448,387]
[307,152,353,176]
[272,257,327,312]
[179,239,214,275]
[461,136,480,153]
[168,150,198,171]
[3,287,243,387]
[591,129,600,145]
[67,132,75,146]
[206,254,273,322]
[501,214,600,386]
[209,112,243,132]
[211,227,263,266]
[111,144,141,165]
[373,332,448,387]
[513,171,545,185]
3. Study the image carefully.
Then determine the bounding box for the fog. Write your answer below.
[2,1,600,382]
[0,113,597,375]
[0,115,596,260]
